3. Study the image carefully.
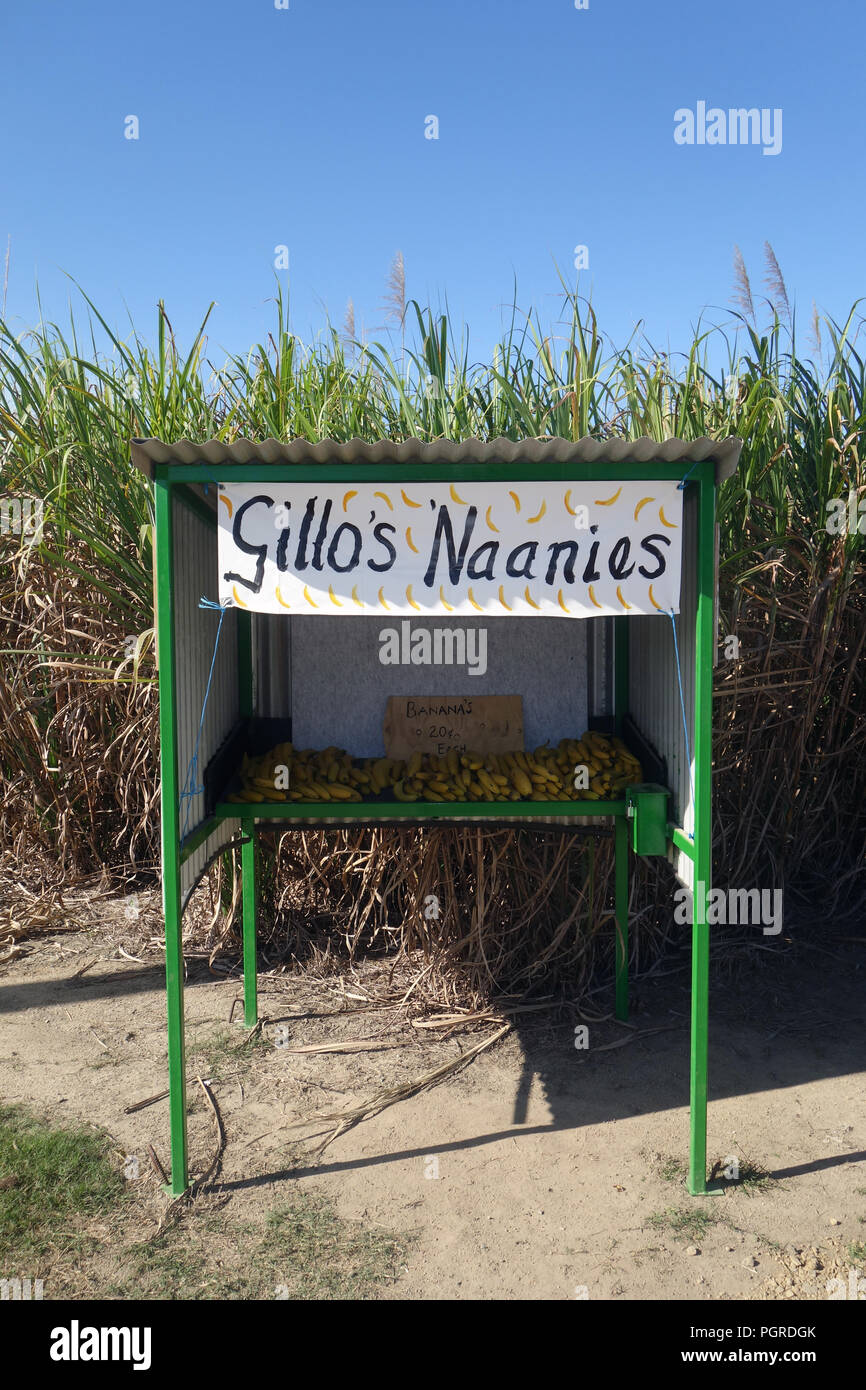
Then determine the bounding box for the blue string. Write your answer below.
[677,460,700,491]
[179,596,233,841]
[667,609,696,841]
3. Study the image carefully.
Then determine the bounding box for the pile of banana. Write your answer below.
[226,733,642,805]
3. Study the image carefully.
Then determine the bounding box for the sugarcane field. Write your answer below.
[1,0,865,1358]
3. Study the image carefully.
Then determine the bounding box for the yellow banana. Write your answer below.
[477,769,498,797]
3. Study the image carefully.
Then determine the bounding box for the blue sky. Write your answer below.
[2,0,863,374]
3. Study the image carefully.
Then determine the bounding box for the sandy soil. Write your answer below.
[1,892,864,1301]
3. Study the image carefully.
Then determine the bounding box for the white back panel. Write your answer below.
[628,489,697,889]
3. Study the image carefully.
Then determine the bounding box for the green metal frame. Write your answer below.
[613,615,630,1022]
[154,479,187,1194]
[152,459,718,1198]
[689,463,716,1194]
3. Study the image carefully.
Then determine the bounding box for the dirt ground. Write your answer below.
[1,891,865,1301]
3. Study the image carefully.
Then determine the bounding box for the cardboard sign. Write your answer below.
[217,479,683,618]
[383,695,524,760]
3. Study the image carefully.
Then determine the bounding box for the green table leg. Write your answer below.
[241,821,258,1027]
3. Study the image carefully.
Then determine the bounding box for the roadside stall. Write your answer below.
[132,434,742,1197]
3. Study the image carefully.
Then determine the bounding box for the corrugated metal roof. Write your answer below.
[130,434,742,484]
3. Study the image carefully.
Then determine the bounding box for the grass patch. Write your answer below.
[188,1026,270,1083]
[103,1193,409,1300]
[656,1155,688,1184]
[260,1194,406,1300]
[647,1205,719,1244]
[102,1230,210,1300]
[0,1103,407,1299]
[713,1156,777,1195]
[0,1103,125,1260]
[847,1241,866,1263]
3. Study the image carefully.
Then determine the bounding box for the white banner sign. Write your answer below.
[217,479,683,618]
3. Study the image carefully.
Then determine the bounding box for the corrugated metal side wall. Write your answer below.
[172,491,242,907]
[628,489,697,890]
[254,614,291,718]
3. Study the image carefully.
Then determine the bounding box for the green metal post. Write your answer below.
[688,466,717,1196]
[237,610,257,1027]
[241,819,258,1026]
[154,479,188,1197]
[614,815,629,1021]
[613,615,630,1018]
